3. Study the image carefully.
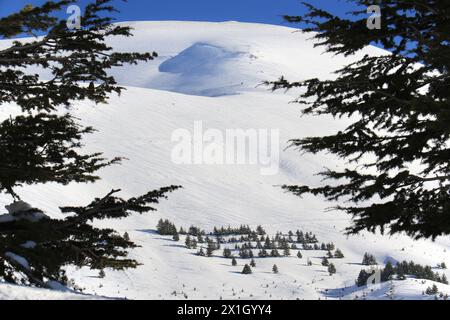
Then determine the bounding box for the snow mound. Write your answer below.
[155,43,249,96]
[159,43,243,75]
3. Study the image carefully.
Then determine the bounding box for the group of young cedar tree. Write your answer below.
[157,219,341,276]
[157,218,449,287]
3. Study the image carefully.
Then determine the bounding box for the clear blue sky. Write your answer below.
[0,0,361,26]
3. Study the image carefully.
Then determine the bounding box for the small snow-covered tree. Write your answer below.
[272,264,279,274]
[425,284,439,295]
[334,249,345,259]
[242,264,252,275]
[362,253,378,266]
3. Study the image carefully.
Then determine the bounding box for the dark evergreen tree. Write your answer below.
[206,243,215,257]
[185,235,192,249]
[197,248,206,257]
[321,257,330,267]
[172,232,180,242]
[326,251,333,259]
[272,264,279,274]
[258,249,268,258]
[242,264,252,275]
[270,1,450,239]
[334,249,345,259]
[297,251,303,259]
[264,237,271,249]
[270,249,280,258]
[250,258,256,268]
[381,262,394,282]
[157,219,177,236]
[231,257,237,266]
[256,240,263,249]
[425,284,439,295]
[223,248,232,259]
[362,253,378,266]
[256,225,266,235]
[188,226,202,236]
[356,270,371,287]
[328,263,336,275]
[0,188,178,287]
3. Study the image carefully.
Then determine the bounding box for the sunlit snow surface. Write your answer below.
[0,21,448,300]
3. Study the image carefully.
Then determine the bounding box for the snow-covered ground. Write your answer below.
[0,282,106,300]
[0,21,449,300]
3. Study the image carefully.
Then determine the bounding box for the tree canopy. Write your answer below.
[270,0,450,239]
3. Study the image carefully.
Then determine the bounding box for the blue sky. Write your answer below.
[0,0,360,26]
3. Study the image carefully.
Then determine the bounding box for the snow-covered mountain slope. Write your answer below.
[0,21,449,300]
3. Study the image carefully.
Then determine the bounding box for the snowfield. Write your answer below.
[0,21,449,300]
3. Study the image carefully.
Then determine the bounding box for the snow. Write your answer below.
[0,21,448,300]
[0,282,107,300]
[333,279,450,300]
[0,201,49,223]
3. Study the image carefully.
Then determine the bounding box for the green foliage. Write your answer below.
[328,263,336,275]
[0,0,158,199]
[425,284,439,296]
[362,253,378,266]
[272,264,279,274]
[156,219,178,236]
[356,260,448,287]
[242,264,252,275]
[334,249,345,259]
[223,248,232,259]
[270,0,450,239]
[197,248,205,257]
